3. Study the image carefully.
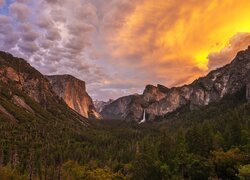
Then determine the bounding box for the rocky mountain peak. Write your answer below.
[143,84,168,103]
[232,46,250,64]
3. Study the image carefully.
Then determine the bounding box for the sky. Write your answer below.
[1,0,250,101]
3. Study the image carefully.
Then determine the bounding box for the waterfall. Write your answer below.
[139,109,146,124]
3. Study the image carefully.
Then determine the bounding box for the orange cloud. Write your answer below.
[105,0,250,86]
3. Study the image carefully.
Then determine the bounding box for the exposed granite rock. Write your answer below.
[0,51,59,106]
[47,75,100,119]
[101,94,147,121]
[102,46,250,122]
[143,84,168,103]
[12,95,34,113]
[94,99,114,113]
[0,51,88,125]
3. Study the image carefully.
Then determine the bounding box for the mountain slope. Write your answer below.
[102,46,250,122]
[47,75,100,119]
[0,51,88,126]
[94,99,114,113]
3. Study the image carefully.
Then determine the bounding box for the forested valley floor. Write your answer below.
[0,88,250,179]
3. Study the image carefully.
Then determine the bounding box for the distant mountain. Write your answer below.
[93,99,114,113]
[101,46,250,122]
[0,51,88,126]
[47,75,100,119]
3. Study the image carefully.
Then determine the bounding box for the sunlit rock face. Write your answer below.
[0,51,89,126]
[102,46,250,121]
[47,75,100,119]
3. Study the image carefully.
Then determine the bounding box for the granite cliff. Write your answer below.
[47,75,100,119]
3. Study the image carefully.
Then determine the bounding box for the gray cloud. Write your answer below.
[38,39,53,49]
[22,31,39,41]
[36,15,54,29]
[18,41,39,54]
[0,15,11,34]
[44,0,58,4]
[16,0,31,3]
[1,32,19,50]
[45,28,61,41]
[10,2,30,21]
[0,14,9,24]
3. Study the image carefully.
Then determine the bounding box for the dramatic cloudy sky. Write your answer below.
[1,0,250,101]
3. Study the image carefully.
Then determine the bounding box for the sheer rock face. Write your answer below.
[143,84,169,103]
[101,94,147,121]
[102,46,250,122]
[93,99,114,113]
[47,75,100,119]
[0,51,88,125]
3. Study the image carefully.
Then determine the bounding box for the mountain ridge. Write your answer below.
[101,46,250,122]
[0,51,89,126]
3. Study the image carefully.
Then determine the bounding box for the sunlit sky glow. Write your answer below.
[1,0,250,101]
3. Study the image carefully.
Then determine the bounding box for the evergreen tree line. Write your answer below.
[0,89,249,179]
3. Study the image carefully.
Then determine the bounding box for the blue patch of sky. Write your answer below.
[0,0,15,15]
[0,0,34,15]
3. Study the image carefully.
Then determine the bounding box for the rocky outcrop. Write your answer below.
[47,75,100,119]
[0,51,59,106]
[101,94,147,120]
[0,51,88,125]
[102,46,250,122]
[93,99,114,113]
[12,95,34,113]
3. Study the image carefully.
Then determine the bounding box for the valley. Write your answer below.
[0,49,249,179]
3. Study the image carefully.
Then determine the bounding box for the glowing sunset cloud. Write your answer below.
[107,0,250,85]
[1,0,250,100]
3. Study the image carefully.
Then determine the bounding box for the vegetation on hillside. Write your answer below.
[0,85,249,179]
